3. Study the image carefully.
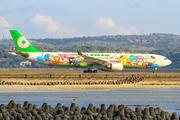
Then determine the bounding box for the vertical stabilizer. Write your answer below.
[10,30,41,52]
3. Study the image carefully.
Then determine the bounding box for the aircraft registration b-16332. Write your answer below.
[10,30,172,73]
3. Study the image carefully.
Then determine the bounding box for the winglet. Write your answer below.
[77,51,82,55]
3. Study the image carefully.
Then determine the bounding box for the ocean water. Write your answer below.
[0,88,180,116]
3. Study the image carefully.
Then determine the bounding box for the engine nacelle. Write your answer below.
[107,62,123,71]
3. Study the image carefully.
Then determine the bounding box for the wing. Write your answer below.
[77,51,109,66]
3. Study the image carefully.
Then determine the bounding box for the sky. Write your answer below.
[0,0,180,39]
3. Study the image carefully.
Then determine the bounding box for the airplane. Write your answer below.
[9,30,172,73]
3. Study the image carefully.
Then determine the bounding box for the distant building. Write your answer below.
[20,61,32,66]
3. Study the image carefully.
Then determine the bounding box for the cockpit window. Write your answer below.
[164,58,168,60]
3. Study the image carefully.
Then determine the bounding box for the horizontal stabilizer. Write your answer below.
[13,51,29,58]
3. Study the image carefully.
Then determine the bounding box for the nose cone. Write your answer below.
[167,59,172,65]
[157,59,172,67]
[164,59,172,67]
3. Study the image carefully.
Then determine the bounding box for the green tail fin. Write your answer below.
[10,30,41,52]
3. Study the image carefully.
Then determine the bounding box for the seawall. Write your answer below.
[0,100,179,120]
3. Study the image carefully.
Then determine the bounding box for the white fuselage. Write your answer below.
[13,52,172,70]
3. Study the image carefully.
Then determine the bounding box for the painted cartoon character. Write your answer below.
[130,55,137,66]
[62,57,69,65]
[117,55,128,65]
[145,56,156,67]
[153,64,159,67]
[137,56,144,66]
[69,57,75,65]
[44,54,51,61]
[75,56,82,65]
[36,56,45,62]
[54,56,60,63]
[45,54,54,61]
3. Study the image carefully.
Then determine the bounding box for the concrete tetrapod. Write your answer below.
[0,101,178,120]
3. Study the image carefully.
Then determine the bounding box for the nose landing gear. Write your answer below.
[153,67,157,73]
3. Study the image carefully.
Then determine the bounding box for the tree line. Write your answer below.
[32,33,180,49]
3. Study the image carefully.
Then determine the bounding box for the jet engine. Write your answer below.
[106,62,123,71]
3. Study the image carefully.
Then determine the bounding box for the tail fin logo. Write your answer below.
[17,36,30,49]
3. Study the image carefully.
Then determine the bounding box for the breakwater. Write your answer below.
[0,73,180,86]
[0,76,144,86]
[0,73,180,79]
[0,100,179,120]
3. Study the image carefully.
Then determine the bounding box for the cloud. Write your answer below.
[96,17,138,35]
[0,18,11,28]
[127,3,142,8]
[115,26,138,35]
[97,17,115,29]
[31,14,83,37]
[31,15,59,33]
[31,15,138,38]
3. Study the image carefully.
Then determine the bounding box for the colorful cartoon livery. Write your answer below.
[10,30,172,73]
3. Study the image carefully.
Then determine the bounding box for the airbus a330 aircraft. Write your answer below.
[10,30,172,73]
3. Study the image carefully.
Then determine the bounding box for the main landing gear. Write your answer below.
[153,67,157,73]
[83,68,97,73]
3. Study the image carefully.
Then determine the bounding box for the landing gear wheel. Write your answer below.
[88,70,92,73]
[83,69,97,73]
